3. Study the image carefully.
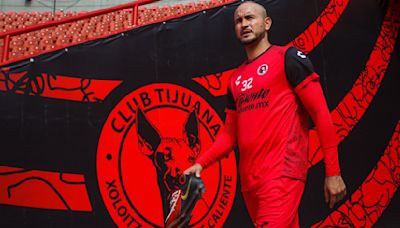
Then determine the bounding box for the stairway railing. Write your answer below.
[0,0,158,63]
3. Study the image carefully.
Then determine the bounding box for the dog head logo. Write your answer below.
[136,108,200,211]
[97,83,237,227]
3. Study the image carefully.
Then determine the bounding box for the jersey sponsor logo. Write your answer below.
[236,88,271,113]
[297,51,307,59]
[97,83,237,227]
[257,64,268,76]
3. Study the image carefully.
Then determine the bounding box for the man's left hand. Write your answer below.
[324,175,347,208]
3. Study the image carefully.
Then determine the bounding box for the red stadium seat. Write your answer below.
[0,0,236,62]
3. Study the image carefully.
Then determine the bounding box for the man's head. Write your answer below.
[234,1,272,45]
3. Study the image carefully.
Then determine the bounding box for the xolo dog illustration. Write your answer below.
[136,109,201,221]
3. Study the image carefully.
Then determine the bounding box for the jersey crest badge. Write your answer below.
[257,64,268,76]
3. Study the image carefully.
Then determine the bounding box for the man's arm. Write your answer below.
[285,46,346,208]
[296,80,347,208]
[184,109,237,177]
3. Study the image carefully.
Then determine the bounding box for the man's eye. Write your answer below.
[245,16,253,20]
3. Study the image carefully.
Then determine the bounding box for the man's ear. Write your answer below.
[137,109,161,158]
[265,16,272,31]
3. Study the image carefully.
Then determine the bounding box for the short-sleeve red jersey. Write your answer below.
[227,45,319,191]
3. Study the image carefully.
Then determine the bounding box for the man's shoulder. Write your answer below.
[231,62,247,75]
[272,45,292,55]
[256,45,292,60]
[227,62,247,87]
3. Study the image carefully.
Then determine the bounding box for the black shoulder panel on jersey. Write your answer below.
[284,46,315,89]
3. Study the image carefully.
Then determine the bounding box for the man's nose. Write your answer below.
[241,19,250,28]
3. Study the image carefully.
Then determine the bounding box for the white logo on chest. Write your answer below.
[235,75,242,86]
[297,51,306,59]
[257,64,268,76]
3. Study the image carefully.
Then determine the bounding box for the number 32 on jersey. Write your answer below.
[235,76,253,92]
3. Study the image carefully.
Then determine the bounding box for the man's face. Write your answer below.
[234,3,271,45]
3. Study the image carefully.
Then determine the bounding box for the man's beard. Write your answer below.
[239,31,265,45]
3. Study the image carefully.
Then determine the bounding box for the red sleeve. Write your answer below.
[296,77,341,176]
[195,109,237,169]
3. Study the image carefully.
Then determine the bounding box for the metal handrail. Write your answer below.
[0,0,159,62]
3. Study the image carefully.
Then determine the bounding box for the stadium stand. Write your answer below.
[0,0,234,64]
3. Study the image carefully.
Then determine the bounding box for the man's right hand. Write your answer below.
[184,163,203,177]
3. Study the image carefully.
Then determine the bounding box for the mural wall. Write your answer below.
[1,0,399,227]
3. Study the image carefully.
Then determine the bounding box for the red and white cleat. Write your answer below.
[165,174,206,228]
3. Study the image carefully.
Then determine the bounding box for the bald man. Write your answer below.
[185,1,347,227]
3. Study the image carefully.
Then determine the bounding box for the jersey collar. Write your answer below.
[246,45,274,65]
